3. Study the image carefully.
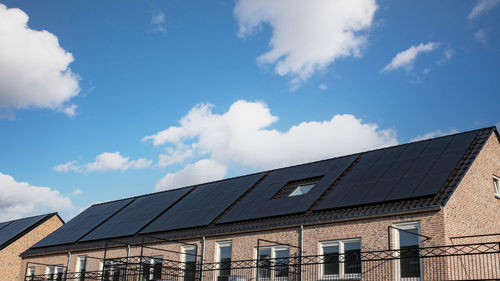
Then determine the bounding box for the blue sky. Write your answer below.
[0,0,499,221]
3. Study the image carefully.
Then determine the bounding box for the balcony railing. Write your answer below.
[25,241,500,281]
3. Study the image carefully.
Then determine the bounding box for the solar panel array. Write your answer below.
[314,131,477,211]
[141,173,265,233]
[29,129,484,249]
[0,214,48,248]
[33,199,133,248]
[217,155,357,224]
[81,188,191,241]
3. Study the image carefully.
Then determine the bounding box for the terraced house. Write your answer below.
[20,127,500,281]
[0,213,63,281]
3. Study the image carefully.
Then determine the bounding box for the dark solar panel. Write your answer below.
[0,221,12,231]
[0,215,47,248]
[32,199,133,248]
[141,173,265,233]
[217,155,357,224]
[81,188,192,241]
[314,131,478,211]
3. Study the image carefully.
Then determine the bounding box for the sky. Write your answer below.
[0,0,499,221]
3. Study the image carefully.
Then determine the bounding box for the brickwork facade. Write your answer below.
[0,215,63,281]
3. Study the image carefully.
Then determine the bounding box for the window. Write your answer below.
[217,241,232,279]
[394,222,421,280]
[141,256,163,281]
[152,257,163,280]
[493,176,500,198]
[257,246,289,280]
[183,246,197,281]
[46,266,63,281]
[76,256,87,281]
[289,183,315,197]
[27,267,36,281]
[273,177,321,198]
[320,239,361,279]
[46,266,55,281]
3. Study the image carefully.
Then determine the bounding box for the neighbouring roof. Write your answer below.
[24,126,498,256]
[0,213,62,251]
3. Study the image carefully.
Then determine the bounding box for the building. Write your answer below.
[0,213,63,281]
[20,127,500,281]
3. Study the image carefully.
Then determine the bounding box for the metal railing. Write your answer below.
[25,241,500,281]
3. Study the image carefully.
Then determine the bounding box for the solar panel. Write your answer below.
[217,155,357,224]
[0,221,12,231]
[140,173,265,233]
[0,215,47,248]
[32,199,133,248]
[81,188,192,241]
[314,131,478,210]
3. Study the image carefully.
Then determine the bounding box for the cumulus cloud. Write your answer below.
[54,152,152,173]
[468,0,500,21]
[152,10,166,33]
[156,159,227,191]
[234,0,377,88]
[437,49,455,65]
[410,129,458,142]
[144,100,398,190]
[474,29,488,43]
[0,172,73,221]
[382,42,439,72]
[0,4,80,115]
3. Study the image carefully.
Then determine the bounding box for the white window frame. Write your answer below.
[493,175,500,199]
[149,255,163,280]
[216,241,233,277]
[393,222,422,281]
[27,266,36,279]
[76,256,87,272]
[255,246,290,281]
[319,238,362,280]
[46,266,55,281]
[182,245,197,281]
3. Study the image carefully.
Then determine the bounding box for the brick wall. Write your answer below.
[443,133,500,244]
[0,215,63,281]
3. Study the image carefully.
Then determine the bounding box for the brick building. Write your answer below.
[19,127,500,281]
[0,213,63,281]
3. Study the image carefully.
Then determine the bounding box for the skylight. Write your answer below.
[288,183,316,197]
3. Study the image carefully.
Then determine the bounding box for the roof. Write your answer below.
[0,213,62,251]
[24,126,498,256]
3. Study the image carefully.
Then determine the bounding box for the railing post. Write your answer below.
[101,241,108,281]
[124,244,130,281]
[138,236,145,281]
[64,252,71,281]
[256,239,260,281]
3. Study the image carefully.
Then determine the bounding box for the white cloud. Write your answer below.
[54,152,152,173]
[319,84,328,91]
[410,129,458,142]
[144,100,398,189]
[70,188,82,196]
[0,172,73,221]
[156,159,227,191]
[234,0,377,88]
[152,10,166,33]
[0,4,80,115]
[468,0,500,21]
[474,29,488,43]
[382,42,439,72]
[437,48,455,65]
[158,146,194,167]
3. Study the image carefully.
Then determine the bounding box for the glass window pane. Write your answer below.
[398,226,421,278]
[323,245,339,275]
[344,242,361,274]
[219,244,232,277]
[289,184,315,197]
[258,249,271,279]
[184,248,197,281]
[275,249,289,278]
